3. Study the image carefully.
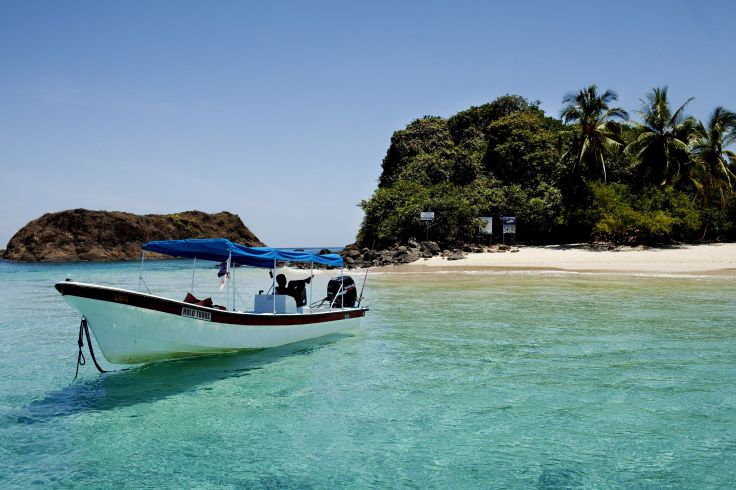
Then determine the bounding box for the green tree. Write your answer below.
[689,107,736,206]
[483,111,563,188]
[449,151,481,186]
[446,95,543,169]
[357,180,481,247]
[587,183,700,243]
[397,152,452,186]
[447,95,540,146]
[626,87,696,186]
[378,116,454,188]
[560,85,629,182]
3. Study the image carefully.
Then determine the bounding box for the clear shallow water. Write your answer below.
[1,260,735,488]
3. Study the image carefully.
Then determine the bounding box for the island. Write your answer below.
[2,209,263,262]
[355,90,736,251]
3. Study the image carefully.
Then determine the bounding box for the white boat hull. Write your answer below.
[57,282,365,364]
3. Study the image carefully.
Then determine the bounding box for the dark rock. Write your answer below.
[318,249,332,255]
[397,246,408,254]
[407,238,420,249]
[347,249,361,259]
[446,250,466,261]
[3,209,264,263]
[422,241,441,254]
[344,257,356,266]
[405,251,420,262]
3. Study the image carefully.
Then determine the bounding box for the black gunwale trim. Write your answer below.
[55,282,366,326]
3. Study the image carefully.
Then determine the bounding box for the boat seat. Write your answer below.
[183,292,213,308]
[253,294,297,314]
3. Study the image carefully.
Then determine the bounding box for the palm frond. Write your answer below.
[670,97,695,125]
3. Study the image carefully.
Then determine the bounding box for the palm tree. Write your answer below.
[689,107,736,206]
[560,85,628,182]
[626,87,696,186]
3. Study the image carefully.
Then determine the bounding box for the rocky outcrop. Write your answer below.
[340,240,487,268]
[338,239,521,268]
[3,209,264,262]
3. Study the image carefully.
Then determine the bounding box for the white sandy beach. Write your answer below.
[376,243,736,275]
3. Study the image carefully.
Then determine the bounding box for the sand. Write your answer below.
[374,243,736,276]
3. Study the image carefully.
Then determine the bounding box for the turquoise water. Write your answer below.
[1,260,735,488]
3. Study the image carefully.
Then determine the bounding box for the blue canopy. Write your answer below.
[142,238,343,268]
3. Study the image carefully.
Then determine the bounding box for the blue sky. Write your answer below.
[1,0,734,248]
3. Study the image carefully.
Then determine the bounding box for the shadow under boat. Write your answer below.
[12,332,352,424]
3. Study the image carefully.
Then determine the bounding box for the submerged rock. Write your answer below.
[3,209,264,262]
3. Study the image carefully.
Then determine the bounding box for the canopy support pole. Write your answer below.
[190,257,197,293]
[138,251,144,290]
[231,258,236,311]
[226,251,232,311]
[340,264,344,309]
[309,260,313,308]
[138,251,150,294]
[357,266,369,307]
[272,259,276,314]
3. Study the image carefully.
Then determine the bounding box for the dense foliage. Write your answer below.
[358,88,736,247]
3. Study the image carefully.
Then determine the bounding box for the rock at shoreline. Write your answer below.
[336,240,522,268]
[339,240,463,268]
[3,209,264,262]
[445,250,467,261]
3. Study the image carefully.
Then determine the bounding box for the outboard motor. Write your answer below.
[326,275,357,308]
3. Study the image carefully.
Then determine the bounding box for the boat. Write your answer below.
[55,238,367,364]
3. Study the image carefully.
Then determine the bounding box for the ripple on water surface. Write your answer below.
[0,261,735,487]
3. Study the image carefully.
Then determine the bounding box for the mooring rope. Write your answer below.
[74,319,87,380]
[73,317,107,380]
